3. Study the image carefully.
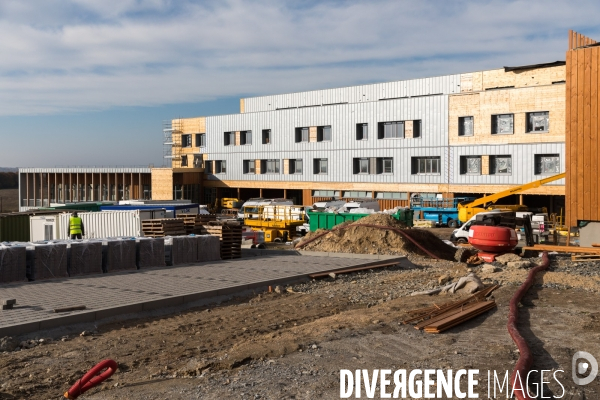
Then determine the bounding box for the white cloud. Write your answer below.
[0,0,599,116]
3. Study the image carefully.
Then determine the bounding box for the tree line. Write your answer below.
[0,172,18,189]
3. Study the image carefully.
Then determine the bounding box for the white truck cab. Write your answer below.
[237,198,293,220]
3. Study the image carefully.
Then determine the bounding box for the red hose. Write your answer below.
[64,359,118,399]
[507,252,550,400]
[296,223,441,260]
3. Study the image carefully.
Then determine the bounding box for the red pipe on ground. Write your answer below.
[64,359,118,399]
[295,223,441,260]
[507,251,550,400]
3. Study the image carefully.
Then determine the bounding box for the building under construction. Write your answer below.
[18,31,600,232]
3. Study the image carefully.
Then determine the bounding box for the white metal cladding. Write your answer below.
[58,211,142,239]
[19,167,151,174]
[450,143,565,186]
[242,74,461,113]
[205,96,449,184]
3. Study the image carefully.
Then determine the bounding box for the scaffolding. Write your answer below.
[163,119,182,167]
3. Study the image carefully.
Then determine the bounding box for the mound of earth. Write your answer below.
[298,214,457,260]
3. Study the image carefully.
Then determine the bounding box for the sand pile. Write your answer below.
[298,214,457,260]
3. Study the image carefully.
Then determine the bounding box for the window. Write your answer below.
[412,120,421,138]
[490,155,512,174]
[353,158,370,174]
[411,157,441,174]
[460,156,482,175]
[205,160,213,174]
[289,159,303,174]
[379,157,393,174]
[243,160,255,174]
[378,121,404,139]
[215,160,226,174]
[240,130,252,145]
[195,133,206,147]
[181,155,188,167]
[343,191,369,198]
[535,154,560,175]
[262,129,271,144]
[458,116,474,136]
[224,132,235,146]
[317,125,331,142]
[356,123,368,140]
[526,112,549,133]
[491,114,514,134]
[295,127,309,142]
[376,192,408,200]
[182,134,192,147]
[193,155,202,168]
[312,190,340,197]
[314,158,328,174]
[262,159,280,174]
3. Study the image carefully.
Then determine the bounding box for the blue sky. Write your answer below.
[0,0,599,168]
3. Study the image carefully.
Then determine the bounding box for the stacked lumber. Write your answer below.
[404,285,498,334]
[179,214,217,234]
[142,219,186,237]
[200,221,242,259]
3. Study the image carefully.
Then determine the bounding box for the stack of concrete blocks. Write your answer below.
[26,243,68,281]
[67,241,103,277]
[0,244,27,283]
[197,235,221,262]
[165,236,198,266]
[136,237,165,269]
[102,238,137,273]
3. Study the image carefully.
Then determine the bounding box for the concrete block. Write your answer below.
[141,296,184,311]
[39,313,96,330]
[94,304,144,320]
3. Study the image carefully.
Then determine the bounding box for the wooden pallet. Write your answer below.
[179,214,218,234]
[142,219,187,237]
[200,222,242,259]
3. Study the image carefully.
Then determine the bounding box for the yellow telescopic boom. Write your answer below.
[457,172,565,223]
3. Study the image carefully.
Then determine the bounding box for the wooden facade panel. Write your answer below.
[460,73,473,92]
[481,155,490,175]
[283,159,289,174]
[235,131,240,146]
[309,126,317,142]
[566,31,600,226]
[240,98,245,114]
[151,168,173,200]
[404,120,414,138]
[471,72,483,92]
[449,85,565,146]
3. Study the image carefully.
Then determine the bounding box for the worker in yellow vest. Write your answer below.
[69,212,85,239]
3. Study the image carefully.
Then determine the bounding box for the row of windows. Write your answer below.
[312,190,409,200]
[207,154,559,176]
[459,154,559,175]
[181,134,205,148]
[458,112,549,136]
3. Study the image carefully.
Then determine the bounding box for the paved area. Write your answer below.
[0,252,405,336]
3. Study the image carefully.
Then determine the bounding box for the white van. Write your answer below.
[450,210,548,244]
[237,198,293,220]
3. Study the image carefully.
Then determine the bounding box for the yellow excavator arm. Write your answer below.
[457,172,565,223]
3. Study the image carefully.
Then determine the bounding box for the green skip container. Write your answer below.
[307,209,414,232]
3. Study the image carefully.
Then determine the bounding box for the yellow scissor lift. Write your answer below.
[244,205,306,242]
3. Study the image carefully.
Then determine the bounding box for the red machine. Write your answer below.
[468,225,519,262]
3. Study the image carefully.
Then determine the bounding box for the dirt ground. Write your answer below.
[0,188,18,213]
[1,250,599,399]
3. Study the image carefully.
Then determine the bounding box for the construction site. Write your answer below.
[0,30,599,399]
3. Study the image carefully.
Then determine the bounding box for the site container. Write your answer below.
[57,210,164,239]
[41,202,114,212]
[101,204,200,218]
[307,209,414,232]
